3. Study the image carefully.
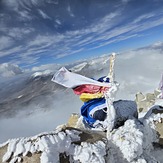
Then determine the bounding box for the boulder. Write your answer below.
[135,90,161,113]
[143,105,163,147]
[66,113,80,128]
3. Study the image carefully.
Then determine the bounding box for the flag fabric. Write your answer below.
[52,67,111,89]
[73,84,109,95]
[81,98,107,127]
[79,92,104,102]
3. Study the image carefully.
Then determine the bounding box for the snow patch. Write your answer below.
[31,70,52,78]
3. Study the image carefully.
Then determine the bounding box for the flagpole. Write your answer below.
[107,53,115,82]
[104,53,118,139]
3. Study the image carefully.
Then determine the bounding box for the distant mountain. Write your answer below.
[0,55,110,118]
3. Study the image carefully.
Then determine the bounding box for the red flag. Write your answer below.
[73,84,109,95]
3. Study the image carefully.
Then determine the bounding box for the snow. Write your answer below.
[1,128,107,163]
[109,120,144,162]
[73,141,106,163]
[31,70,53,78]
[105,82,118,133]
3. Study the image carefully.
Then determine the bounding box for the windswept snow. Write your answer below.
[2,128,106,163]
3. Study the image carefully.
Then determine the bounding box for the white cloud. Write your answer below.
[121,0,131,3]
[4,0,19,10]
[30,0,40,6]
[71,11,163,52]
[38,9,51,19]
[133,13,155,23]
[0,63,23,77]
[55,19,62,25]
[115,47,163,100]
[19,9,163,63]
[0,46,22,57]
[67,4,75,17]
[18,11,33,20]
[31,63,61,72]
[0,36,14,51]
[8,27,34,39]
[46,0,58,4]
[151,41,163,48]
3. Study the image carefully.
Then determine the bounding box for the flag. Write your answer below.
[52,67,111,89]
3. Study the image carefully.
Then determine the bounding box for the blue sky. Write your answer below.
[0,0,163,69]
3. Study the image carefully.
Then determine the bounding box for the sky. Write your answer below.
[0,0,163,69]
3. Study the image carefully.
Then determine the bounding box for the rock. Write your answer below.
[67,113,80,128]
[151,106,163,146]
[144,105,163,147]
[0,145,7,162]
[20,152,41,163]
[135,90,160,113]
[155,122,163,146]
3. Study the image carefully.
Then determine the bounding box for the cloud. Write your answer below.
[67,4,75,17]
[0,63,23,77]
[3,0,19,10]
[0,46,22,58]
[37,9,51,19]
[0,36,13,51]
[115,45,163,97]
[133,13,155,23]
[46,0,58,5]
[31,63,61,72]
[8,27,34,40]
[18,10,33,21]
[121,0,131,3]
[55,19,62,25]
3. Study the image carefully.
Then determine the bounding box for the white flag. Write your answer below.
[51,67,111,88]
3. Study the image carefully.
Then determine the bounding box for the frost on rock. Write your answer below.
[73,141,106,163]
[107,116,162,163]
[2,129,81,163]
[108,120,144,162]
[1,128,107,163]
